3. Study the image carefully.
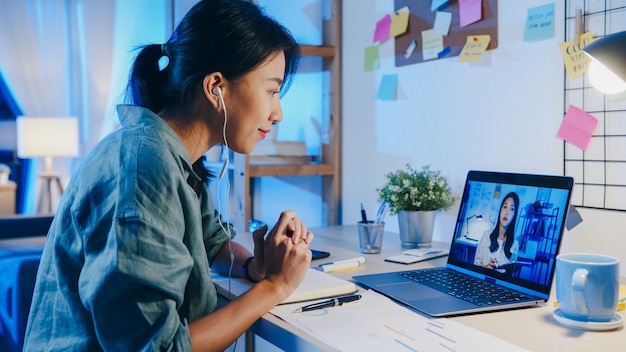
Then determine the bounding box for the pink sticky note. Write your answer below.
[373,14,392,43]
[556,105,598,150]
[459,0,482,27]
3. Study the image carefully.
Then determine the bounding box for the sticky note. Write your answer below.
[404,39,417,59]
[390,6,410,37]
[560,32,595,78]
[422,29,444,61]
[364,45,380,72]
[458,0,482,27]
[524,2,556,42]
[458,35,491,62]
[433,11,452,36]
[373,14,392,43]
[431,0,448,12]
[437,46,451,58]
[556,105,598,151]
[377,74,398,101]
[565,205,583,231]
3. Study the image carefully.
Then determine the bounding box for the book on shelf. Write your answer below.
[213,268,357,304]
[251,141,307,156]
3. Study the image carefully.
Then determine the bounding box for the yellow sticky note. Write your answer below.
[560,32,595,78]
[422,29,444,61]
[458,35,491,62]
[390,6,410,37]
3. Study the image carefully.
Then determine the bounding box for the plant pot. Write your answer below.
[397,210,437,248]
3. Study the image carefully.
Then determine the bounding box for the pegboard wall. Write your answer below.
[564,0,626,211]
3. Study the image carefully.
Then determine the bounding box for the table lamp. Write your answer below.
[16,116,79,213]
[582,30,626,94]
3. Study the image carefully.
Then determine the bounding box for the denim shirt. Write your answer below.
[23,105,233,351]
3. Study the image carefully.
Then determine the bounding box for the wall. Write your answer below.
[341,0,626,271]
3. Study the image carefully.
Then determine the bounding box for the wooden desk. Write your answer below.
[221,225,626,351]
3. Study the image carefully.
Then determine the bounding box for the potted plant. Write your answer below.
[377,164,455,248]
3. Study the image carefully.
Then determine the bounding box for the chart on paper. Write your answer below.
[271,290,527,351]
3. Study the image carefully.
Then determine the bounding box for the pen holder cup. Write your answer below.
[357,221,384,254]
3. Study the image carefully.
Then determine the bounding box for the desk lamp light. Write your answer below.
[582,31,626,94]
[16,116,79,214]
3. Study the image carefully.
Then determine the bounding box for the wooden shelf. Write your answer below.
[232,0,342,232]
[248,163,335,177]
[299,44,335,57]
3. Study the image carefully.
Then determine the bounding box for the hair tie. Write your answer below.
[158,43,170,71]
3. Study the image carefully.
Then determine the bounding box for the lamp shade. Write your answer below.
[16,116,79,158]
[582,31,626,94]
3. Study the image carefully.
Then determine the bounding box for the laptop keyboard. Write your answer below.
[398,268,532,306]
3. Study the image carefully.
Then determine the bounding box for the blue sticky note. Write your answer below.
[377,74,398,101]
[438,46,451,58]
[524,2,555,42]
[431,0,448,11]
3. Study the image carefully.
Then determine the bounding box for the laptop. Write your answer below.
[353,170,574,317]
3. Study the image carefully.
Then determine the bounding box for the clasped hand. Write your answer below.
[249,210,314,292]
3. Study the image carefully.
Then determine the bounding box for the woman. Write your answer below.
[474,192,520,272]
[23,1,313,351]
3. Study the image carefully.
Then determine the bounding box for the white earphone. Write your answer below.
[213,86,222,98]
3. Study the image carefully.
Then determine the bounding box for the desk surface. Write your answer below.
[224,225,625,351]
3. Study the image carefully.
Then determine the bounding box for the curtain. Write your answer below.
[0,0,116,214]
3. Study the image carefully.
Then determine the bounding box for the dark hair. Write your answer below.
[125,0,299,122]
[489,192,519,258]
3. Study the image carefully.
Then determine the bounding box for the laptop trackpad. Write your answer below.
[372,281,476,316]
[375,281,448,301]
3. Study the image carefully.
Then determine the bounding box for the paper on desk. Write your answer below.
[271,290,528,352]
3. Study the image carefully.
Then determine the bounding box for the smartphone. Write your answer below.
[311,249,330,260]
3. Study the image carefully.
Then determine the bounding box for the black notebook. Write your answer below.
[353,170,574,317]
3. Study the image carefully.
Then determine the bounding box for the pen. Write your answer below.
[374,202,389,224]
[316,256,366,272]
[293,294,362,313]
[360,202,368,223]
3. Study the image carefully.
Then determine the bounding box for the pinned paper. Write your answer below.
[431,0,448,11]
[458,35,491,62]
[565,205,583,231]
[377,74,398,101]
[422,29,444,61]
[404,39,417,59]
[390,6,410,37]
[557,105,598,151]
[458,0,482,27]
[524,2,556,42]
[373,14,392,43]
[433,11,452,36]
[364,45,380,72]
[560,32,595,78]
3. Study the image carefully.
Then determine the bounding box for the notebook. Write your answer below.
[214,268,357,304]
[353,170,574,317]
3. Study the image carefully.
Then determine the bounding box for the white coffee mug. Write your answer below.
[555,253,620,322]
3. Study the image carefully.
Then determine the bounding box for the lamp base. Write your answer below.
[38,173,64,214]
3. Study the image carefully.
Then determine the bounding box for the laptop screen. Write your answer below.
[447,171,574,297]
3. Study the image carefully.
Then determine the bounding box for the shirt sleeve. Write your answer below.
[79,215,194,351]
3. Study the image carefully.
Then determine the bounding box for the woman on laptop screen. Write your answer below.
[474,192,520,273]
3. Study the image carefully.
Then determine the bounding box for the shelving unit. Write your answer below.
[232,1,342,232]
